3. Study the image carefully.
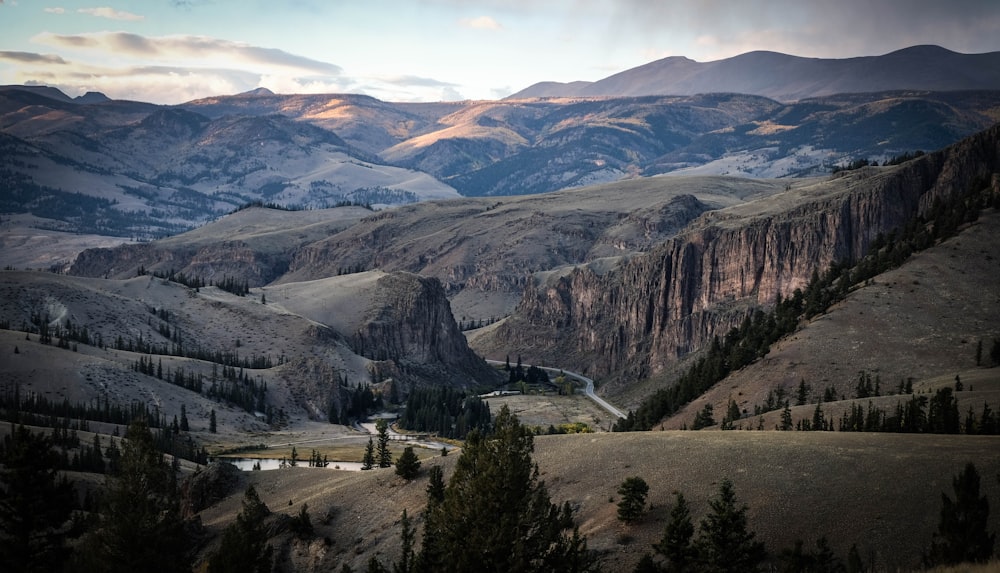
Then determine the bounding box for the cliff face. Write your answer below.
[70,241,286,286]
[475,124,1000,383]
[353,272,500,390]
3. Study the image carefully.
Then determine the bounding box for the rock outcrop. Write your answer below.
[353,272,500,390]
[474,124,1000,384]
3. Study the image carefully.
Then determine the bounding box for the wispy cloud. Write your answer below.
[44,7,65,14]
[34,32,343,75]
[459,16,502,30]
[77,6,144,21]
[0,50,68,64]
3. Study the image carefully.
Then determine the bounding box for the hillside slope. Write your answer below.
[193,431,1000,572]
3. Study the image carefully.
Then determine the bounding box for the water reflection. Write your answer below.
[220,458,364,472]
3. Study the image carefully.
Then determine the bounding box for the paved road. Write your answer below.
[485,359,627,419]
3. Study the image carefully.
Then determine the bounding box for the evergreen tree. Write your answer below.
[926,462,995,565]
[394,510,414,573]
[655,491,696,571]
[426,465,445,505]
[290,504,314,539]
[415,405,595,573]
[180,403,189,432]
[376,419,393,468]
[210,409,217,433]
[617,476,650,524]
[78,420,191,573]
[780,402,793,431]
[395,446,421,480]
[696,479,766,573]
[208,485,273,573]
[0,425,77,573]
[362,437,375,470]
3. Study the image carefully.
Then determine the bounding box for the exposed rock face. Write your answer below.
[353,272,500,390]
[475,124,1000,384]
[70,241,286,286]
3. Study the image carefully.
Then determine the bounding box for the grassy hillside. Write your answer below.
[195,431,1000,572]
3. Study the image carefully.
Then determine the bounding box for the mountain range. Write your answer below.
[510,45,1000,100]
[2,46,1000,252]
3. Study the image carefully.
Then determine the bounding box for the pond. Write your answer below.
[219,458,365,472]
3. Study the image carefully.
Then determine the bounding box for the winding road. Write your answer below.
[484,359,627,419]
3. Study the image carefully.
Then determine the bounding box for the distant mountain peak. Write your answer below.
[238,87,275,97]
[508,45,1000,101]
[74,91,110,104]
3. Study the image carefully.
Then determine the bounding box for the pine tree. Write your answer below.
[395,446,421,480]
[210,409,217,433]
[376,419,393,468]
[394,509,414,573]
[617,476,650,524]
[695,479,766,573]
[655,491,696,571]
[180,404,189,432]
[362,437,375,470]
[0,425,77,573]
[208,484,273,573]
[926,462,995,565]
[78,420,191,573]
[414,405,595,573]
[426,465,445,505]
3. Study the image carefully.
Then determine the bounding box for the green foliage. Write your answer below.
[290,503,314,539]
[0,424,78,573]
[695,479,767,573]
[425,465,445,505]
[414,405,596,572]
[778,537,844,573]
[78,420,191,573]
[208,485,273,573]
[654,491,696,571]
[395,446,421,480]
[376,419,393,468]
[362,437,375,470]
[617,476,650,524]
[399,386,491,439]
[925,462,996,566]
[692,404,715,430]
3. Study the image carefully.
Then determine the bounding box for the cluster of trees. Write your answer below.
[504,355,551,387]
[0,420,195,573]
[365,405,596,573]
[144,268,251,297]
[398,386,491,439]
[618,171,999,432]
[831,150,925,173]
[624,463,995,572]
[0,384,209,465]
[330,382,382,424]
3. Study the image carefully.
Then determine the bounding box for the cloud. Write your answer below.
[604,0,1000,60]
[34,32,343,75]
[44,7,65,14]
[379,74,459,89]
[0,50,68,64]
[460,16,502,30]
[77,6,144,21]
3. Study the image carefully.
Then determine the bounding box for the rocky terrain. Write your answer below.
[472,125,1000,391]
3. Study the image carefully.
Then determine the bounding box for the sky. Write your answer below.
[0,0,998,105]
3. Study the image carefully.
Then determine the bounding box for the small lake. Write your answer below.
[220,457,365,472]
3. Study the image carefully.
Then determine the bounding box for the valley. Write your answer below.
[2,45,1000,572]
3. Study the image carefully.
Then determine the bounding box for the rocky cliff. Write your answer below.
[352,272,500,390]
[69,241,287,285]
[473,124,1000,385]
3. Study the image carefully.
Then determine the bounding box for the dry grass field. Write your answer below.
[193,430,1000,572]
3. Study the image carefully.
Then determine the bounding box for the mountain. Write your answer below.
[510,45,1000,101]
[469,123,1000,405]
[0,88,460,241]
